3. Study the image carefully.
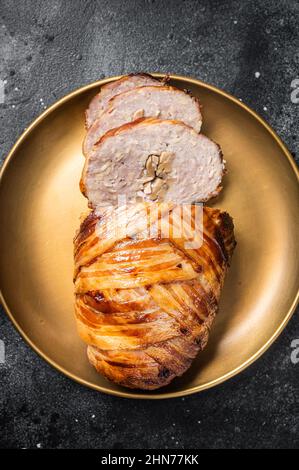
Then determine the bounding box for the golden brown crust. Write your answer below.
[73,204,235,390]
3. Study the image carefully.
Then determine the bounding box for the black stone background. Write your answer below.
[0,0,298,449]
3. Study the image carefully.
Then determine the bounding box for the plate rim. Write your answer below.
[0,73,298,400]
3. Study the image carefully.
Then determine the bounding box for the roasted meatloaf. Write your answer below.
[73,74,235,390]
[74,203,236,390]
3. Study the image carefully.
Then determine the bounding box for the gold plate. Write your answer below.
[0,74,298,399]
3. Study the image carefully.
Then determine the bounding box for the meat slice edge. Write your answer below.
[85,73,165,129]
[73,204,236,390]
[83,85,202,156]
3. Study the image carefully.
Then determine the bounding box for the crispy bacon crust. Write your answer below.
[73,204,236,390]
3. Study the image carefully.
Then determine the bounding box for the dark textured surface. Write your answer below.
[0,0,298,449]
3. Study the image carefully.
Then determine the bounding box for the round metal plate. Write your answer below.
[0,74,298,399]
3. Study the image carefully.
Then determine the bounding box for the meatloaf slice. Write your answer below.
[83,86,202,156]
[81,118,224,208]
[85,73,165,129]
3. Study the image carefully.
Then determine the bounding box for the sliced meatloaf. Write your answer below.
[83,86,202,156]
[85,73,165,129]
[81,118,224,208]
